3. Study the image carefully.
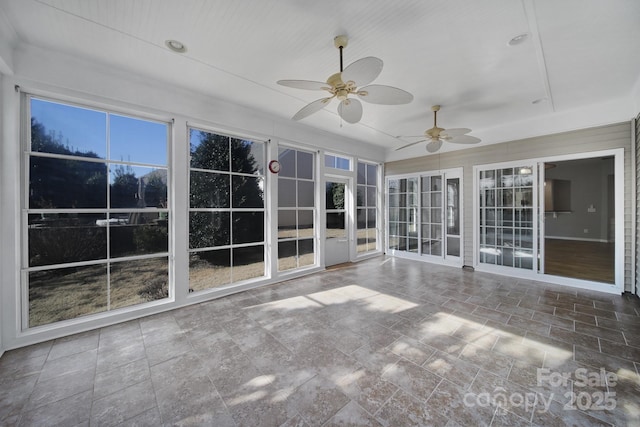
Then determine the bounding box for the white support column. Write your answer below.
[172,117,189,303]
[1,77,22,351]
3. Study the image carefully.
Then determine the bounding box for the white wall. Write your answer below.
[633,75,640,114]
[0,7,15,75]
[545,158,614,241]
[0,9,13,357]
[0,73,4,358]
[0,43,387,351]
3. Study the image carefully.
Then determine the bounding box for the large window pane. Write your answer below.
[110,213,169,258]
[28,213,107,267]
[190,171,230,208]
[278,148,296,178]
[297,151,313,179]
[231,138,263,174]
[110,114,167,165]
[189,249,231,291]
[298,211,314,238]
[278,179,296,207]
[278,210,297,239]
[366,229,377,251]
[190,130,229,171]
[278,240,297,271]
[31,98,107,159]
[29,265,108,327]
[110,165,166,209]
[298,239,315,267]
[233,212,264,244]
[30,157,107,209]
[357,162,366,185]
[233,245,265,282]
[366,164,377,186]
[232,175,264,208]
[298,181,315,207]
[110,257,168,309]
[189,212,230,248]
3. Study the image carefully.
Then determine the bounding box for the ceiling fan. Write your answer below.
[396,105,481,152]
[277,35,413,124]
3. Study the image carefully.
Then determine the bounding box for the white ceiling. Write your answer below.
[2,0,640,160]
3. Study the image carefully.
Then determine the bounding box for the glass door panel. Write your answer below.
[420,176,442,256]
[446,177,461,257]
[325,179,349,266]
[478,165,534,270]
[388,177,419,253]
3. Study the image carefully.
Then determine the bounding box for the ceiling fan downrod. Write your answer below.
[432,105,440,127]
[334,35,348,72]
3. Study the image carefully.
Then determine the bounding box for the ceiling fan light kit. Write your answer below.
[277,35,413,124]
[396,105,481,153]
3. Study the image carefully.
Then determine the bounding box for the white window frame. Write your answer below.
[186,125,268,293]
[21,93,173,331]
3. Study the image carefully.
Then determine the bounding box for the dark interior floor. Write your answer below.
[545,239,615,284]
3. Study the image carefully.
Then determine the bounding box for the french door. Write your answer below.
[387,168,463,265]
[477,165,535,270]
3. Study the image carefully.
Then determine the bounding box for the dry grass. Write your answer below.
[188,257,265,291]
[28,230,375,327]
[188,253,315,292]
[29,258,168,327]
[356,229,377,253]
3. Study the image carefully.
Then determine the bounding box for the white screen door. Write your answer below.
[325,178,350,266]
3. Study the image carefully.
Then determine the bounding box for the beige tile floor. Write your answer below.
[1,256,639,426]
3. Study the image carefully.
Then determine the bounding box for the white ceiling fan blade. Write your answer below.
[337,98,363,124]
[277,80,331,91]
[426,139,443,153]
[357,85,413,105]
[341,57,383,87]
[292,97,333,121]
[450,135,481,144]
[440,128,472,138]
[395,139,427,151]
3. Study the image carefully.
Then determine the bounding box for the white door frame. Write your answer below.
[324,175,352,266]
[473,148,624,294]
[385,167,464,267]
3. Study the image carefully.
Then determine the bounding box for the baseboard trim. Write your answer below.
[545,236,610,243]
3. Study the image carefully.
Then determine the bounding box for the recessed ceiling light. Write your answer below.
[508,33,528,46]
[165,39,187,53]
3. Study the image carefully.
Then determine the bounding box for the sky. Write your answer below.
[31,97,168,167]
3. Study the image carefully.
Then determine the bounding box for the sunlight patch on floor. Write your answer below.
[361,293,420,314]
[250,295,324,313]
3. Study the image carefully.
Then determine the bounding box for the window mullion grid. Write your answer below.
[106,113,112,311]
